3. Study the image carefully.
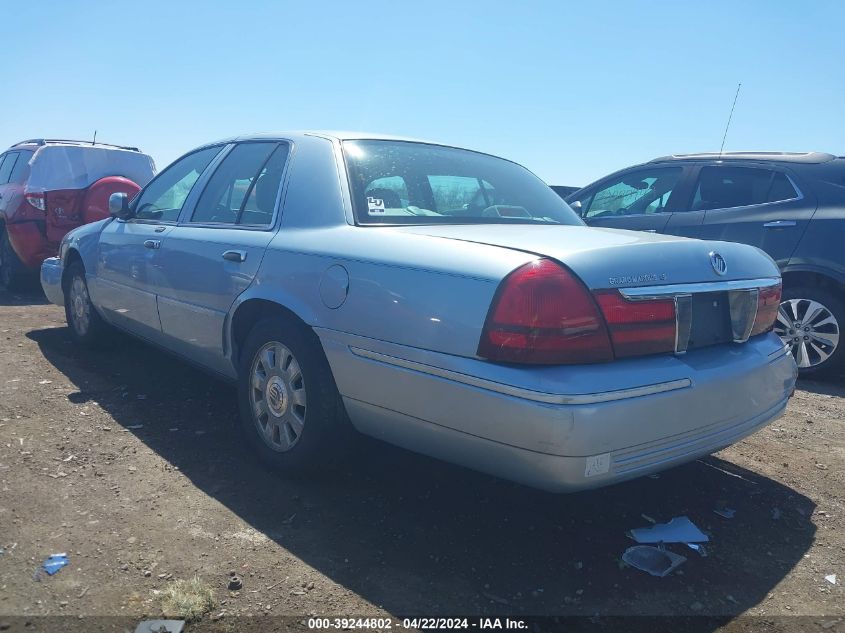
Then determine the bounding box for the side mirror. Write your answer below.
[569,200,583,215]
[109,192,132,220]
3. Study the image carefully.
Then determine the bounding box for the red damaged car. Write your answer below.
[0,139,155,289]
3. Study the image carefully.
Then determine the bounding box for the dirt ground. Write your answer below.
[0,286,843,632]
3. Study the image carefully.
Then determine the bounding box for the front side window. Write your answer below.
[191,142,289,225]
[0,152,18,184]
[344,141,581,225]
[692,166,798,211]
[583,168,683,218]
[134,147,221,222]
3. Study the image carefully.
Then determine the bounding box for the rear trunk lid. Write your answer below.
[396,224,781,354]
[394,224,779,288]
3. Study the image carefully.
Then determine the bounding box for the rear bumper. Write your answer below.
[320,330,797,492]
[40,257,65,306]
[5,221,54,269]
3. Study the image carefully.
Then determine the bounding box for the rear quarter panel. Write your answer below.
[786,210,845,285]
[785,169,845,283]
[243,226,534,358]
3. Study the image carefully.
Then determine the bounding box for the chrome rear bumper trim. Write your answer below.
[619,277,780,299]
[349,346,692,405]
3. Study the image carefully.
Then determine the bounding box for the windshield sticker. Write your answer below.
[367,197,385,215]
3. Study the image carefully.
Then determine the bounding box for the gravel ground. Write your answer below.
[0,286,842,631]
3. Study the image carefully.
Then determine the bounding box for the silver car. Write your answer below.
[40,132,797,492]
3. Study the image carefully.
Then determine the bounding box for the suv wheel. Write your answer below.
[0,229,27,291]
[64,262,109,345]
[774,285,844,376]
[237,317,351,474]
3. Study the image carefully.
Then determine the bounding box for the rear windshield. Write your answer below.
[344,140,581,225]
[28,146,156,191]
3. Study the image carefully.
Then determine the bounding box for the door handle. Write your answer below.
[143,239,161,249]
[222,250,247,263]
[763,220,797,228]
[643,229,657,233]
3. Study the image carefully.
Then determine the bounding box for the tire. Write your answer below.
[237,317,352,475]
[64,262,109,346]
[774,285,845,377]
[0,228,28,291]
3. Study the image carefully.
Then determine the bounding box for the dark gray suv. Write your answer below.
[565,152,845,376]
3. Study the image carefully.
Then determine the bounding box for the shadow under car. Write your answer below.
[27,325,817,621]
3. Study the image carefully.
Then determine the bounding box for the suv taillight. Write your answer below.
[24,191,46,211]
[477,259,614,364]
[750,282,782,337]
[593,291,677,357]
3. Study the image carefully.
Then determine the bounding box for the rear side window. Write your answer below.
[692,166,798,211]
[767,172,799,202]
[239,144,290,225]
[134,147,220,222]
[0,152,18,184]
[9,150,34,184]
[191,142,289,226]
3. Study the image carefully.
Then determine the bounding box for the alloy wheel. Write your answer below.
[774,298,840,369]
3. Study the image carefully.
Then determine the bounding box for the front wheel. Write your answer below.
[774,285,844,377]
[237,318,351,474]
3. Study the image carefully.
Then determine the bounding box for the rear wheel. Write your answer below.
[237,317,351,474]
[774,285,844,377]
[0,229,27,291]
[64,262,109,346]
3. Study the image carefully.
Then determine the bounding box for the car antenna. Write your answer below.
[92,130,97,145]
[719,83,741,156]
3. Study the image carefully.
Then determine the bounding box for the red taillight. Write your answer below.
[750,282,782,336]
[593,291,677,357]
[25,192,46,211]
[477,259,613,364]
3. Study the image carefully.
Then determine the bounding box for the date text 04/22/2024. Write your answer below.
[307,617,528,630]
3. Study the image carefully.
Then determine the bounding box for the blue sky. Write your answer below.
[4,1,843,185]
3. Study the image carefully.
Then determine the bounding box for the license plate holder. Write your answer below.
[688,292,733,349]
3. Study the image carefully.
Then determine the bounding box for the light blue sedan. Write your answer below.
[41,132,797,492]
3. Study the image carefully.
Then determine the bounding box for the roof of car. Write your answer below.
[8,139,142,152]
[197,130,448,148]
[649,151,838,164]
